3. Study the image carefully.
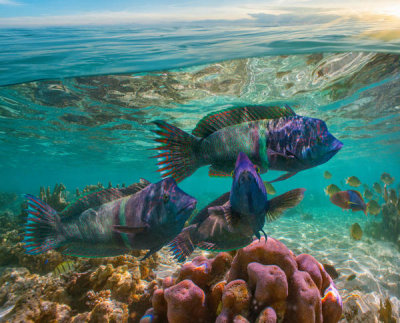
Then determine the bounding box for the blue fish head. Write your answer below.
[279,117,343,170]
[148,177,197,231]
[230,152,268,232]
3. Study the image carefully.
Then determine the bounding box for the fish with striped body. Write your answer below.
[152,105,343,183]
[53,260,76,275]
[23,178,196,259]
[168,152,305,262]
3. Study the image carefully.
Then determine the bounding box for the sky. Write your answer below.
[1,0,400,26]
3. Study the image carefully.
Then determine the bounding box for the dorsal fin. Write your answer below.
[60,178,151,218]
[192,105,296,138]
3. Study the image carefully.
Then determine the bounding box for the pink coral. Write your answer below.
[164,279,210,323]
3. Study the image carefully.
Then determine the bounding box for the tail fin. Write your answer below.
[23,194,62,255]
[151,120,200,183]
[266,188,306,222]
[168,225,197,263]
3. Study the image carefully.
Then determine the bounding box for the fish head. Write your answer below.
[269,117,343,171]
[147,177,197,230]
[230,152,267,232]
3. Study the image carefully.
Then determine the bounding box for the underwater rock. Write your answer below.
[177,252,232,289]
[350,223,363,240]
[140,237,342,323]
[227,237,298,282]
[164,279,210,323]
[216,279,251,322]
[284,270,323,323]
[256,306,277,323]
[247,263,288,313]
[378,297,396,323]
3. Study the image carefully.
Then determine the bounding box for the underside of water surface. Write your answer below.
[0,50,400,322]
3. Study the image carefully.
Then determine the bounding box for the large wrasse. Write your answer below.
[168,152,305,262]
[152,105,343,183]
[23,178,196,259]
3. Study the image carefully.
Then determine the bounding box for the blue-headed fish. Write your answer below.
[329,190,367,215]
[23,178,196,259]
[152,105,343,183]
[168,152,305,262]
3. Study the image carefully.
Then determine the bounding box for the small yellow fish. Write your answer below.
[53,260,76,275]
[350,223,362,240]
[373,182,382,195]
[323,171,332,179]
[363,189,373,200]
[381,172,394,185]
[324,184,341,197]
[367,199,381,216]
[264,182,276,195]
[345,176,361,187]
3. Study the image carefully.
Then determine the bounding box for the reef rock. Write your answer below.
[140,237,342,323]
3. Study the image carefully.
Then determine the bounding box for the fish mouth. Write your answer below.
[178,200,197,215]
[330,140,343,154]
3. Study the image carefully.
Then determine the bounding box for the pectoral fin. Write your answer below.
[268,172,298,184]
[266,188,305,221]
[208,204,234,232]
[112,225,147,234]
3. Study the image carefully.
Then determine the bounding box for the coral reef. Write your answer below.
[39,183,68,212]
[140,237,342,323]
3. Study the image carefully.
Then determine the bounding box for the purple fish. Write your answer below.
[168,152,305,262]
[153,105,343,183]
[23,178,196,259]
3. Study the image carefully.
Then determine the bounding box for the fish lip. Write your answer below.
[330,140,343,153]
[178,200,197,215]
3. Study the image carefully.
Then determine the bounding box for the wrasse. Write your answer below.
[152,105,343,183]
[23,178,196,260]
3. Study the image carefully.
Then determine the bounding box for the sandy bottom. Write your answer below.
[154,207,400,321]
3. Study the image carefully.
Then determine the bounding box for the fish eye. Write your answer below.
[254,165,260,173]
[163,193,169,203]
[231,170,235,177]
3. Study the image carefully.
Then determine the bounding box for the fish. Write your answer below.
[323,171,332,179]
[384,184,388,203]
[381,172,395,185]
[324,184,341,197]
[168,152,305,262]
[264,182,276,195]
[23,178,196,260]
[346,274,356,281]
[389,189,397,204]
[373,182,382,195]
[363,188,373,200]
[323,263,339,279]
[152,105,343,183]
[367,199,381,215]
[53,260,76,275]
[350,223,363,240]
[329,190,367,215]
[345,176,361,187]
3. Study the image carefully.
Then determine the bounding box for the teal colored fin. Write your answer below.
[59,243,128,258]
[23,194,63,255]
[192,105,296,138]
[151,120,200,183]
[112,225,147,234]
[266,188,305,222]
[168,225,196,263]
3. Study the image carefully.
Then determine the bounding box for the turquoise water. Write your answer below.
[0,12,400,321]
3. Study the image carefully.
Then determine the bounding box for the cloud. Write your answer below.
[0,0,21,5]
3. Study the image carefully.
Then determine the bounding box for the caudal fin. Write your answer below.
[23,194,62,255]
[168,225,197,262]
[266,188,306,222]
[152,120,200,183]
